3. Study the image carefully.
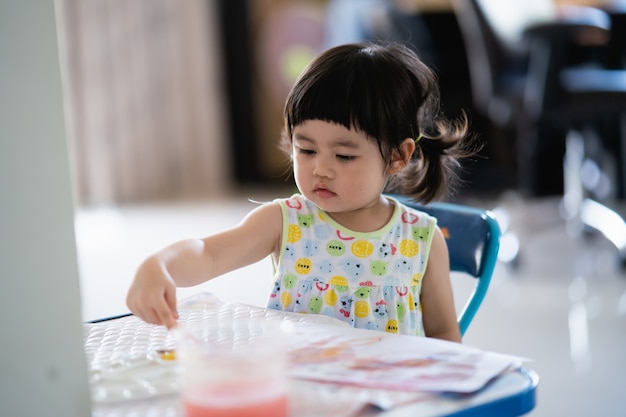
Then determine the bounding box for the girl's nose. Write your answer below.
[313,159,334,179]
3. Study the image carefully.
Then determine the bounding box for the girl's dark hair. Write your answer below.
[280,41,481,203]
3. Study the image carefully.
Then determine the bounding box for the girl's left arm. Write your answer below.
[420,226,463,343]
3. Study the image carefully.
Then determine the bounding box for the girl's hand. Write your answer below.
[125,201,283,329]
[126,255,179,329]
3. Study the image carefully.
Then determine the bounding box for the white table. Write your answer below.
[85,293,537,417]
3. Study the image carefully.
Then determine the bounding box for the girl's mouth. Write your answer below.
[314,185,336,198]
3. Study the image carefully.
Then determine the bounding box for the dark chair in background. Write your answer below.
[604,2,626,70]
[453,0,626,267]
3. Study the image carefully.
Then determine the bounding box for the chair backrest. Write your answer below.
[390,195,501,336]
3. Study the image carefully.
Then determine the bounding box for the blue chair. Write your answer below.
[390,195,502,336]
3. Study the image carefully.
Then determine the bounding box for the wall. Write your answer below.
[0,1,91,416]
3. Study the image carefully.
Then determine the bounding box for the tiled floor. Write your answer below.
[75,186,626,417]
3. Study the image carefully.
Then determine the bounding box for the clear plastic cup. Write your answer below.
[175,319,289,417]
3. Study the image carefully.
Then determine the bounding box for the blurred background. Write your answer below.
[53,0,625,416]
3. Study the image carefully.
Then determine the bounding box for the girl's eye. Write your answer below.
[298,148,315,156]
[337,154,355,161]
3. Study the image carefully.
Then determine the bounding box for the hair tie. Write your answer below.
[415,133,423,143]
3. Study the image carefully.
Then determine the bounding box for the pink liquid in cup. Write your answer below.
[183,378,288,417]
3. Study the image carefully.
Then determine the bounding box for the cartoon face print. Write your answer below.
[326,239,345,256]
[302,239,320,257]
[354,300,370,318]
[369,260,388,276]
[354,286,371,299]
[378,242,392,258]
[323,288,338,306]
[399,239,419,257]
[308,296,323,314]
[314,223,332,240]
[283,273,298,289]
[351,240,374,258]
[295,258,312,274]
[298,214,314,228]
[394,258,413,274]
[396,302,407,321]
[373,302,389,318]
[287,224,302,243]
[411,226,431,241]
[410,273,422,286]
[339,296,354,311]
[339,295,354,314]
[281,291,292,308]
[316,259,333,274]
[386,319,399,333]
[284,244,296,260]
[328,275,349,292]
[339,257,363,279]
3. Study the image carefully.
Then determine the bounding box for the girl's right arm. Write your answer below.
[125,201,284,329]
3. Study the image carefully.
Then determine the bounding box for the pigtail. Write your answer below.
[386,111,482,203]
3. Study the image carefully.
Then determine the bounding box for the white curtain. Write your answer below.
[56,0,231,205]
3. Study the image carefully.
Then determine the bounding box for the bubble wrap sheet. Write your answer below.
[85,293,427,417]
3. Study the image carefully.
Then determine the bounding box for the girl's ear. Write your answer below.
[387,138,416,175]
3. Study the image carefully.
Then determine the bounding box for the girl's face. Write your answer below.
[292,119,390,216]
